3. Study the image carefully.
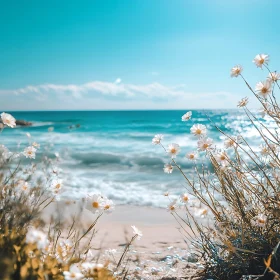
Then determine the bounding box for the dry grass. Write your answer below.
[157,55,280,280]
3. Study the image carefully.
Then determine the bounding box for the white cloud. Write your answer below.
[12,80,230,99]
[14,80,187,98]
[114,78,122,84]
[0,80,256,110]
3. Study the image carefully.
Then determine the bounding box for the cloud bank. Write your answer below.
[0,80,250,110]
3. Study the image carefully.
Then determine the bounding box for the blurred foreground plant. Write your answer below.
[0,118,142,279]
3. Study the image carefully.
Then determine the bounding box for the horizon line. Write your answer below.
[0,108,246,112]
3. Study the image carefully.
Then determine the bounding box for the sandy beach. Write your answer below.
[43,203,201,279]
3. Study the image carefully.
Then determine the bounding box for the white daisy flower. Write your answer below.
[253,54,269,68]
[103,198,115,213]
[181,111,192,121]
[17,180,29,192]
[63,264,84,280]
[251,214,267,228]
[167,143,180,158]
[86,194,104,214]
[255,81,272,98]
[230,65,243,77]
[181,193,189,203]
[215,151,228,164]
[163,164,173,174]
[51,179,63,194]
[224,137,236,149]
[195,208,208,218]
[185,151,198,161]
[197,137,213,151]
[1,112,16,128]
[131,225,143,240]
[260,144,269,156]
[26,228,49,250]
[32,142,40,148]
[167,200,178,212]
[268,71,280,82]
[23,146,37,159]
[190,124,207,137]
[152,134,163,145]
[237,97,248,108]
[163,191,169,196]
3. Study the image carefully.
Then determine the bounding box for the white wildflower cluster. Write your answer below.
[0,113,124,279]
[232,54,280,107]
[85,194,115,214]
[163,191,210,219]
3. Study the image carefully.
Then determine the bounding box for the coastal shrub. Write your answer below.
[0,118,142,280]
[154,54,280,279]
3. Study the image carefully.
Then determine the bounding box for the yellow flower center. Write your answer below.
[170,148,176,154]
[201,209,207,215]
[189,154,194,159]
[55,184,61,189]
[261,87,268,94]
[258,218,265,224]
[104,205,110,210]
[196,129,202,134]
[259,58,264,64]
[170,205,175,211]
[220,155,226,161]
[183,196,188,201]
[92,201,99,208]
[203,143,209,149]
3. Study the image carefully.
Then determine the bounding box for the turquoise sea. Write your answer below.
[0,110,266,207]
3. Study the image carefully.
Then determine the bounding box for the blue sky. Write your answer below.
[0,0,279,110]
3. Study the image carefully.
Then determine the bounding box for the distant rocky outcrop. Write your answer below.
[0,120,32,127]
